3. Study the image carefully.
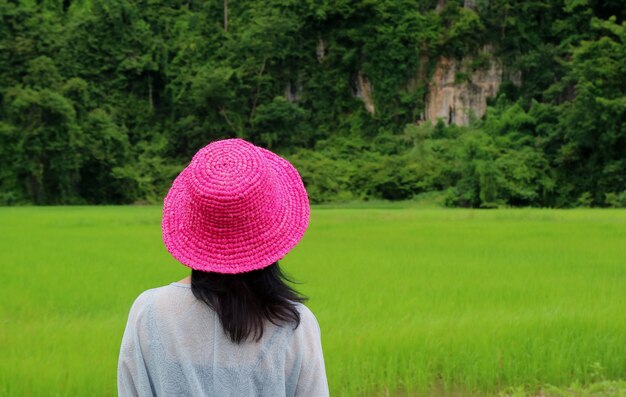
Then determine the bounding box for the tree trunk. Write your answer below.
[249,56,267,121]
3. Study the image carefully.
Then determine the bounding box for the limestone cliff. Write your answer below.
[423,47,508,126]
[285,36,518,124]
[355,71,375,114]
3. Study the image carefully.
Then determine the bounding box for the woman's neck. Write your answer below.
[177,275,191,284]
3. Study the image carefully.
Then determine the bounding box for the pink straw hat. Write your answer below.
[161,138,310,274]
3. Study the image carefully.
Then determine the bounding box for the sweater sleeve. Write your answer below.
[117,291,154,397]
[294,307,330,397]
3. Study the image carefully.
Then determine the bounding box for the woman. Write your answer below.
[117,138,329,396]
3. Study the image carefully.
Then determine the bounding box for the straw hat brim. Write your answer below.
[161,146,310,274]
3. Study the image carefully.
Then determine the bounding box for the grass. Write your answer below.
[0,206,625,396]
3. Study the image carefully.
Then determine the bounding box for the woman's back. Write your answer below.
[118,282,328,397]
[118,139,328,396]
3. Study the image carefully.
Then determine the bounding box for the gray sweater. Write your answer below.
[117,282,329,396]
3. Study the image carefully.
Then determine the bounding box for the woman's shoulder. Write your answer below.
[292,301,314,318]
[291,302,322,335]
[126,283,188,313]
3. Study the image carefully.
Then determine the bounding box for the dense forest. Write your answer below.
[0,0,624,207]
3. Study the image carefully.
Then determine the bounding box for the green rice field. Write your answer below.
[1,206,625,396]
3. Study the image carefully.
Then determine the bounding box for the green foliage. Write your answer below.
[287,148,357,204]
[439,3,485,58]
[576,192,593,208]
[251,97,309,149]
[0,0,623,206]
[556,17,626,207]
[287,134,422,203]
[2,86,81,204]
[604,191,626,208]
[77,108,131,203]
[111,138,183,204]
[397,100,555,209]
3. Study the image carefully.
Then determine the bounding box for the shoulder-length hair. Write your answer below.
[190,261,307,344]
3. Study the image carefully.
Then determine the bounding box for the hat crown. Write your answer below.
[186,139,279,230]
[162,137,310,274]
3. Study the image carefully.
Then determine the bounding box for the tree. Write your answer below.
[556,16,626,206]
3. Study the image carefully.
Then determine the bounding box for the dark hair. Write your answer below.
[190,261,307,344]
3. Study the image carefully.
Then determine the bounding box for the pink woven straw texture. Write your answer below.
[161,138,310,274]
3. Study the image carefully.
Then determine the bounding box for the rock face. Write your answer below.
[352,71,375,114]
[316,37,327,63]
[284,80,301,102]
[424,50,504,126]
[357,71,375,114]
